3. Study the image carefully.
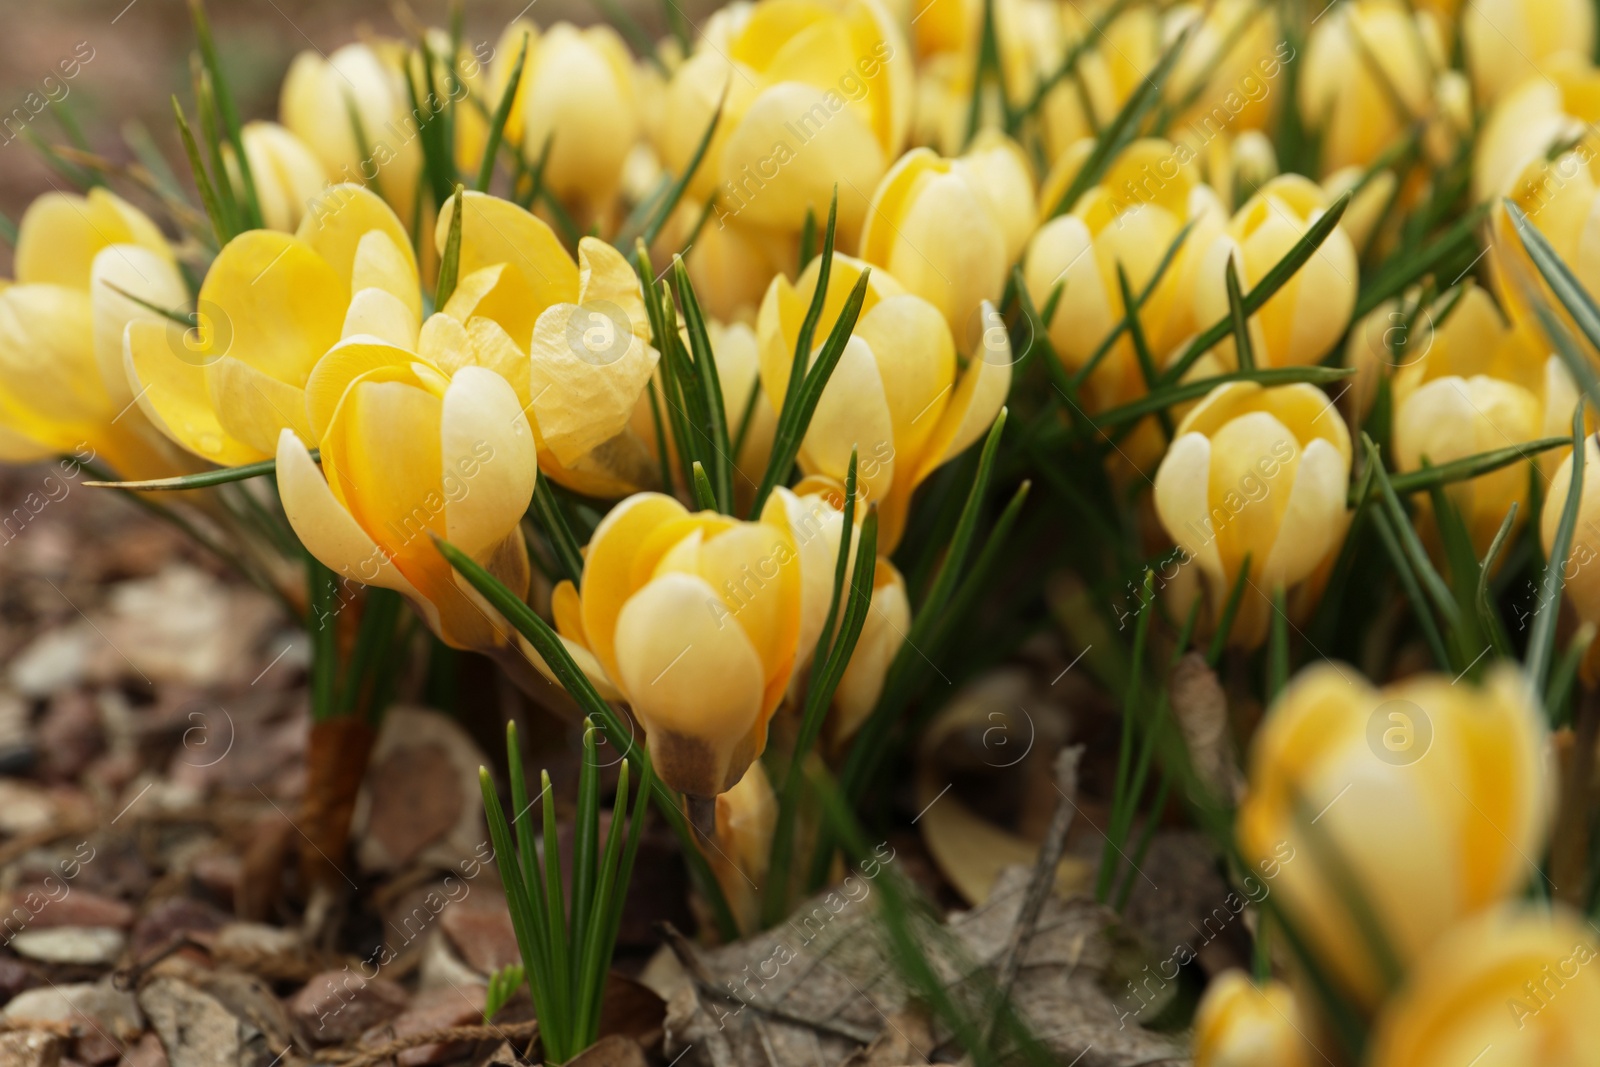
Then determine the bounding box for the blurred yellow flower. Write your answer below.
[1368,906,1600,1067]
[757,253,1011,551]
[493,20,641,223]
[1024,139,1222,412]
[1299,0,1445,175]
[1475,60,1600,204]
[1192,971,1310,1067]
[1392,283,1573,555]
[1237,663,1553,1012]
[859,133,1036,339]
[550,492,806,796]
[1464,0,1595,106]
[712,760,777,933]
[0,189,190,478]
[655,0,912,242]
[1192,175,1359,369]
[228,121,329,233]
[1152,382,1353,647]
[1541,434,1600,674]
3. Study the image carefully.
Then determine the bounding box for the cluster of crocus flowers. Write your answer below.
[1197,661,1562,1064]
[0,189,190,479]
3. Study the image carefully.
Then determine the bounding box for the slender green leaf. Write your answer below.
[1528,401,1588,696]
[475,32,530,192]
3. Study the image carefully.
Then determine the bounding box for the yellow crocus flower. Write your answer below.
[126,185,421,467]
[1025,139,1223,412]
[859,134,1036,340]
[1299,0,1445,175]
[1237,663,1553,1013]
[493,20,641,225]
[756,253,1011,551]
[1192,175,1359,369]
[550,492,807,797]
[1392,283,1574,555]
[1152,382,1353,648]
[1192,971,1310,1067]
[1464,0,1595,106]
[0,188,190,478]
[1368,906,1600,1067]
[654,0,912,243]
[227,121,329,234]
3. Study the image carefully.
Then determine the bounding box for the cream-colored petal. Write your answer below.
[342,287,421,348]
[802,335,897,501]
[915,301,1012,483]
[614,572,766,795]
[576,237,649,339]
[441,366,538,558]
[581,492,690,684]
[528,302,660,466]
[1261,437,1350,589]
[91,246,188,410]
[350,229,423,324]
[1153,431,1225,581]
[297,183,417,294]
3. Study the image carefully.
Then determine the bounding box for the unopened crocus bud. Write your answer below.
[1319,165,1395,253]
[1392,284,1575,555]
[1368,906,1600,1067]
[1464,0,1595,106]
[1025,139,1222,412]
[1192,971,1310,1067]
[551,493,807,796]
[757,254,1011,551]
[498,20,640,223]
[228,121,329,233]
[280,42,423,224]
[1237,663,1553,1012]
[1192,175,1359,369]
[0,189,190,479]
[1299,0,1445,175]
[1152,382,1353,648]
[712,760,777,934]
[860,135,1035,338]
[654,0,911,243]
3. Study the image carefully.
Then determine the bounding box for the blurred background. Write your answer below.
[0,0,713,270]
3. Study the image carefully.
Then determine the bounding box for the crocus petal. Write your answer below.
[1153,431,1225,582]
[614,571,766,795]
[441,366,538,558]
[198,230,347,387]
[207,355,315,457]
[581,492,690,684]
[1261,437,1349,589]
[124,320,260,465]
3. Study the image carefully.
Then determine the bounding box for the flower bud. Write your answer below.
[712,760,777,934]
[1368,906,1600,1067]
[1464,0,1595,105]
[280,42,423,225]
[1474,61,1599,204]
[500,21,641,221]
[1237,663,1553,1012]
[1299,0,1445,175]
[552,492,808,796]
[1393,283,1574,554]
[227,121,329,233]
[276,358,537,652]
[1025,139,1222,411]
[0,189,190,479]
[1152,382,1353,648]
[654,0,911,243]
[860,134,1035,337]
[1192,175,1359,369]
[1192,971,1310,1067]
[757,253,1011,551]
